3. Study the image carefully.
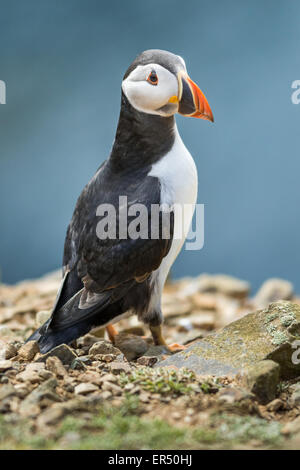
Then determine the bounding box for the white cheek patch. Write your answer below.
[122,64,179,116]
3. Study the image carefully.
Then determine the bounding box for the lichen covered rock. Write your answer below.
[158,301,300,379]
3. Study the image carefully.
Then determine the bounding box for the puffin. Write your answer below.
[27,49,213,354]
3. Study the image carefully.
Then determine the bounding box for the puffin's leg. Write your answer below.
[149,325,185,352]
[106,324,118,344]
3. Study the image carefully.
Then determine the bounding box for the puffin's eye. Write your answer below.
[147,70,158,85]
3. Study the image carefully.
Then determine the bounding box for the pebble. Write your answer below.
[102,381,122,395]
[18,341,39,361]
[99,373,118,384]
[46,356,67,378]
[109,362,132,374]
[37,344,77,365]
[0,384,16,400]
[89,340,120,356]
[281,416,300,435]
[266,398,284,412]
[2,343,17,360]
[74,383,99,395]
[136,356,158,367]
[0,360,13,372]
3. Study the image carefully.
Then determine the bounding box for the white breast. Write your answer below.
[148,124,198,296]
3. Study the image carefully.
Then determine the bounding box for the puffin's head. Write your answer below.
[122,49,213,122]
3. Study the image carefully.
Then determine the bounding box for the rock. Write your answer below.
[102,381,122,395]
[253,279,294,309]
[36,403,66,427]
[0,384,16,400]
[89,340,120,356]
[46,356,67,378]
[2,343,17,359]
[36,310,51,327]
[217,387,253,405]
[16,363,45,383]
[136,356,158,367]
[291,389,300,406]
[95,354,117,363]
[99,373,118,384]
[36,344,77,365]
[0,360,13,372]
[239,360,280,404]
[122,326,145,336]
[77,371,103,386]
[189,312,215,330]
[99,391,112,400]
[281,416,300,435]
[191,293,217,310]
[196,274,250,299]
[266,398,284,412]
[113,333,148,361]
[18,341,40,361]
[70,358,88,370]
[162,300,192,319]
[74,383,99,395]
[157,302,300,379]
[109,362,132,374]
[19,378,60,417]
[76,334,102,349]
[143,345,170,357]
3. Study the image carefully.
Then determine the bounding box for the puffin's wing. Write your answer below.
[48,173,174,329]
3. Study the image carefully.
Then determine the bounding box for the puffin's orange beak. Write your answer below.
[177,72,214,122]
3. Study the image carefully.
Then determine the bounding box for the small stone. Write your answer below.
[18,341,40,361]
[39,369,54,380]
[99,391,112,400]
[136,356,158,367]
[46,356,67,378]
[99,373,118,384]
[266,398,284,412]
[0,384,16,400]
[109,362,132,374]
[196,274,250,299]
[124,383,135,391]
[15,385,30,399]
[16,363,45,383]
[102,382,122,395]
[191,293,217,310]
[281,416,300,435]
[114,333,148,361]
[36,404,66,427]
[70,358,87,370]
[128,385,140,395]
[189,312,215,330]
[77,334,102,348]
[254,279,294,309]
[37,344,77,365]
[89,340,120,356]
[78,371,103,386]
[291,389,300,407]
[36,310,51,328]
[95,354,117,363]
[0,360,13,372]
[19,378,59,417]
[74,382,99,395]
[240,360,280,404]
[2,344,17,360]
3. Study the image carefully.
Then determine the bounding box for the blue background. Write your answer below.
[1,0,300,293]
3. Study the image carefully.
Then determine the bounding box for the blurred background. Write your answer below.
[0,0,300,292]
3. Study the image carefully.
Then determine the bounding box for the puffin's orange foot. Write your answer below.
[106,324,118,344]
[167,343,186,353]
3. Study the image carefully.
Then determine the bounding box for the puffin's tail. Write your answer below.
[26,287,123,354]
[26,316,95,354]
